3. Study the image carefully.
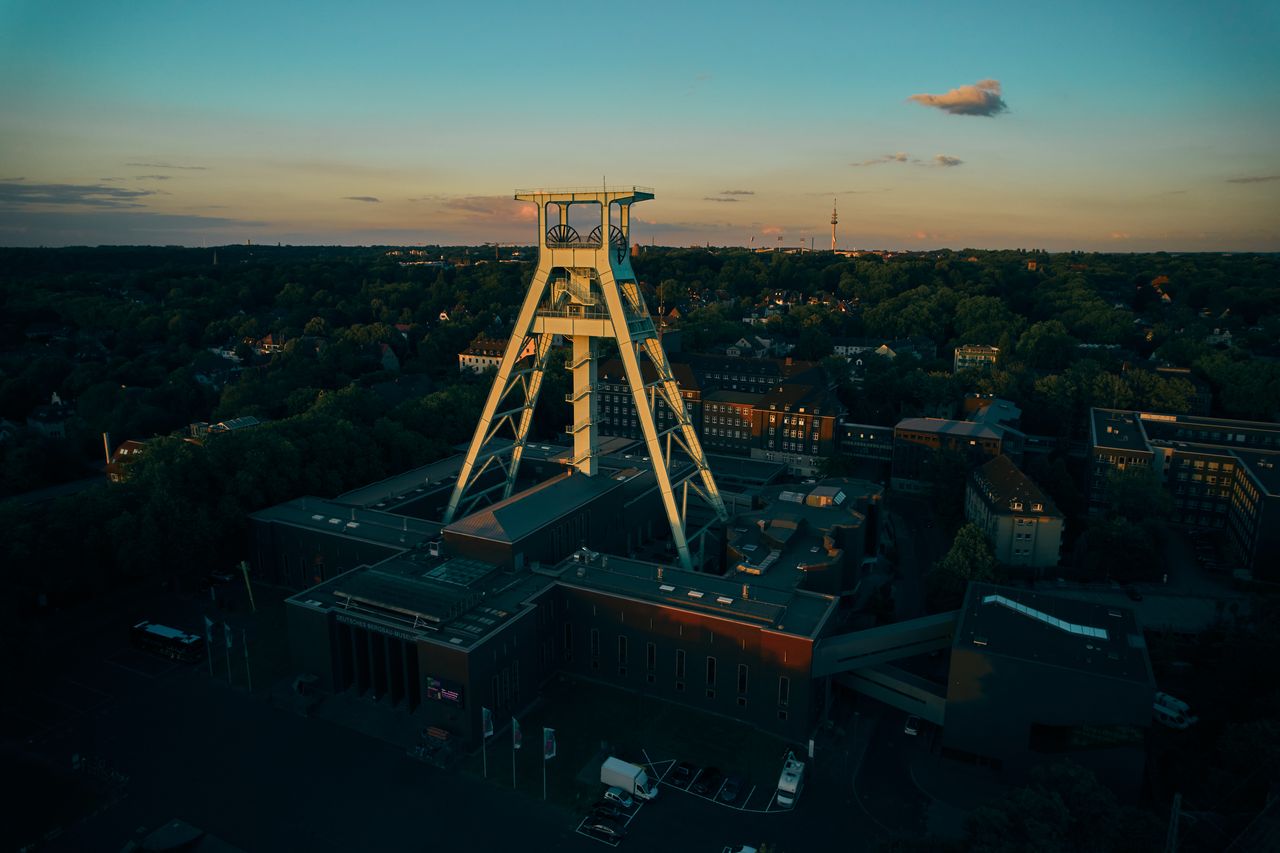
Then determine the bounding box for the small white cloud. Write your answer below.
[909,79,1007,116]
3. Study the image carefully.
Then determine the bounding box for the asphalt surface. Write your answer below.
[15,614,892,853]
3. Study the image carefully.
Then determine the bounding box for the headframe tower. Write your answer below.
[443,186,728,571]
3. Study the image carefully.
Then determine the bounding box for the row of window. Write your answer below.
[574,627,791,711]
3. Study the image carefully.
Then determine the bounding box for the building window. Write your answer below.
[778,676,790,707]
[706,656,716,686]
[618,635,628,663]
[646,642,656,673]
[737,664,748,695]
[676,649,686,680]
[590,629,600,659]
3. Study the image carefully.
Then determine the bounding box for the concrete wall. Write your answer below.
[556,586,817,744]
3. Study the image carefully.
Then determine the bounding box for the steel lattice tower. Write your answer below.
[443,186,728,571]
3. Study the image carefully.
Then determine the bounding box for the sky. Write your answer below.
[1,0,1278,251]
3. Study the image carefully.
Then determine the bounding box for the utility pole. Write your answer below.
[1165,792,1182,853]
[239,561,256,612]
[242,628,252,691]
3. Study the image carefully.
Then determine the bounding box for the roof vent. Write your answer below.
[659,584,676,593]
[687,590,704,599]
[716,596,734,605]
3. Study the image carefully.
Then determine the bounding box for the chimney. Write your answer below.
[102,432,112,466]
[742,583,750,600]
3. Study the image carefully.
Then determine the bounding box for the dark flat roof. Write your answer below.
[444,470,625,543]
[333,454,472,508]
[543,552,836,639]
[1233,449,1280,495]
[287,552,553,649]
[251,497,442,550]
[1090,409,1149,452]
[955,582,1153,686]
[896,418,1003,441]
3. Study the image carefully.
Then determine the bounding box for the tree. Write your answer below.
[954,295,1024,348]
[1103,467,1171,523]
[964,762,1162,853]
[1016,320,1076,370]
[928,523,996,610]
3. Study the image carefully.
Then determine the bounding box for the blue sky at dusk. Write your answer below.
[1,0,1277,250]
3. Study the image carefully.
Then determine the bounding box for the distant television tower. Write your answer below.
[830,198,838,251]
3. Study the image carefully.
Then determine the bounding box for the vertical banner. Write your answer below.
[543,727,556,760]
[542,726,556,801]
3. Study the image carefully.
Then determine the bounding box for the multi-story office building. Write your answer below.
[966,455,1064,570]
[892,418,1005,492]
[953,344,1000,374]
[595,355,841,476]
[1228,450,1280,579]
[750,381,840,476]
[701,390,760,456]
[1089,408,1280,579]
[837,422,895,463]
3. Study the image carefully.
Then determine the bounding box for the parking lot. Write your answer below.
[573,752,804,847]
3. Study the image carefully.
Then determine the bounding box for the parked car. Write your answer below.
[904,715,921,736]
[668,761,697,788]
[719,774,745,803]
[584,816,627,839]
[692,766,723,796]
[603,786,634,809]
[590,801,624,820]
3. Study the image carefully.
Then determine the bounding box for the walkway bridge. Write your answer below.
[813,610,960,726]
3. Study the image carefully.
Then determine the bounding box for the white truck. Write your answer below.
[775,751,805,807]
[600,756,659,800]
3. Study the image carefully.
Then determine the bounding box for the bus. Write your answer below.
[131,620,206,663]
